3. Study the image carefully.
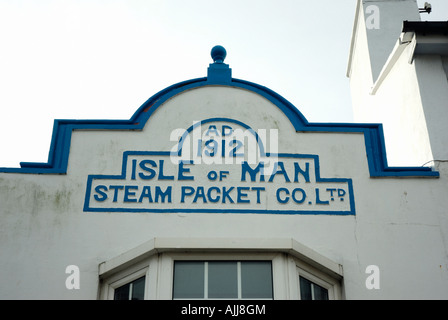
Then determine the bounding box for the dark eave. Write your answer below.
[403,21,448,35]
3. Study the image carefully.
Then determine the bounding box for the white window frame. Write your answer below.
[99,257,152,300]
[98,237,343,300]
[172,260,274,300]
[291,256,342,300]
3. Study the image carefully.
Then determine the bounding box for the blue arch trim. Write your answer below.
[0,62,439,177]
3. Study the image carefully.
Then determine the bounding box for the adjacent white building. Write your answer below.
[0,0,447,300]
[348,0,448,167]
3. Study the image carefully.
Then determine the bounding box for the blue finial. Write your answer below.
[207,45,231,84]
[211,45,227,64]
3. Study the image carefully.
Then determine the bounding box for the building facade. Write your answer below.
[1,0,447,300]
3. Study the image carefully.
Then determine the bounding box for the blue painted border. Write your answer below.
[0,61,439,178]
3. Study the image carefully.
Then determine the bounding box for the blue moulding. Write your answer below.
[0,46,439,178]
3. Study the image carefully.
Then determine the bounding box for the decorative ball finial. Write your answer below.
[211,45,226,64]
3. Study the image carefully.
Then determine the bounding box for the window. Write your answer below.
[99,263,150,300]
[295,263,339,300]
[299,276,328,300]
[173,261,273,299]
[98,238,343,300]
[114,276,146,300]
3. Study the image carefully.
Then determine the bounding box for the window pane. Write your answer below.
[299,276,329,300]
[131,276,145,300]
[173,261,204,299]
[299,276,312,300]
[114,276,146,300]
[241,261,273,299]
[114,283,130,300]
[312,283,329,300]
[208,261,238,298]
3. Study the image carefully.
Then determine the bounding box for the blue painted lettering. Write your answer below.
[139,160,157,180]
[276,188,289,204]
[269,162,290,183]
[222,186,235,203]
[326,188,337,197]
[219,171,229,181]
[193,186,207,203]
[178,186,265,204]
[207,187,221,203]
[178,160,194,181]
[109,185,124,202]
[237,187,250,203]
[242,161,311,183]
[207,170,218,181]
[131,159,137,180]
[205,125,220,136]
[294,162,310,183]
[222,125,233,136]
[276,187,307,204]
[251,187,265,204]
[315,188,329,205]
[155,186,172,203]
[204,139,218,157]
[94,185,108,201]
[138,186,153,203]
[124,185,138,202]
[181,186,195,203]
[292,188,306,204]
[241,162,265,182]
[158,160,174,180]
[93,185,172,204]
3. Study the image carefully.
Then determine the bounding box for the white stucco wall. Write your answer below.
[363,0,420,81]
[1,85,447,299]
[348,1,448,167]
[350,36,448,167]
[414,54,448,162]
[367,43,434,167]
[348,0,374,121]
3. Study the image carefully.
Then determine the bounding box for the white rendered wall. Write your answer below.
[367,44,434,166]
[359,0,420,81]
[414,54,448,162]
[348,0,374,122]
[347,0,448,166]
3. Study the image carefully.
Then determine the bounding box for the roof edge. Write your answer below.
[346,0,362,78]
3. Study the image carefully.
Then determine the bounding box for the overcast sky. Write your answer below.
[0,0,447,167]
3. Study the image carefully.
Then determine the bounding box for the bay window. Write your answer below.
[98,238,343,300]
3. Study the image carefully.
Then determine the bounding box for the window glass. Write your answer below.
[114,283,130,300]
[173,261,204,299]
[173,260,273,299]
[131,276,146,300]
[208,261,238,298]
[299,276,312,300]
[299,276,328,300]
[241,261,273,299]
[313,283,329,300]
[114,276,145,300]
